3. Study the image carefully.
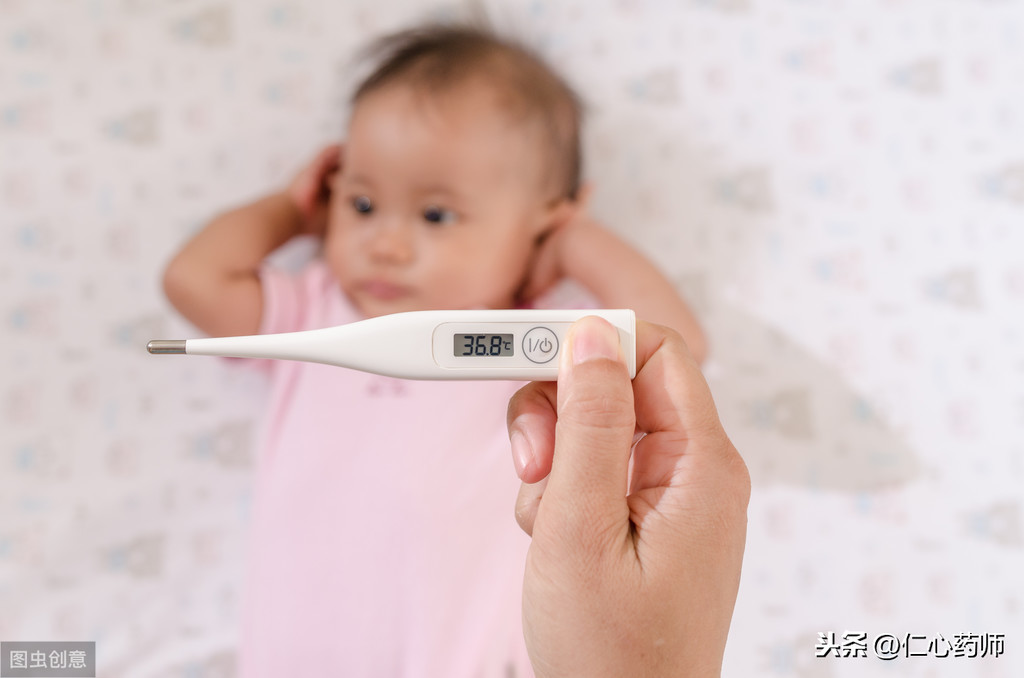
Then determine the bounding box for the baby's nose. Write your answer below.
[367,220,414,264]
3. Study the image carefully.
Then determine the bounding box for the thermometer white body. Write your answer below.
[148,309,636,381]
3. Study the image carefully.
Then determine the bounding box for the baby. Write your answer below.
[163,24,706,678]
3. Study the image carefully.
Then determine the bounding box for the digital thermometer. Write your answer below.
[148,309,636,381]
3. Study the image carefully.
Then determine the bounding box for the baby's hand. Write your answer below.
[287,144,342,238]
[519,185,594,302]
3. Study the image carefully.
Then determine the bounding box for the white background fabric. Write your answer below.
[1,1,1021,676]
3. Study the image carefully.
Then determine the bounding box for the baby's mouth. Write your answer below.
[359,279,411,301]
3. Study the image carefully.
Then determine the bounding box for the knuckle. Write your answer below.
[730,450,752,508]
[515,482,542,537]
[717,438,752,514]
[564,388,635,429]
[506,382,553,429]
[562,363,635,430]
[514,503,533,536]
[506,384,536,427]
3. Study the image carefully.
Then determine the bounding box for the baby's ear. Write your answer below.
[538,181,594,236]
[572,181,594,210]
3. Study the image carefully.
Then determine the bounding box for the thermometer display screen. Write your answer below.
[454,334,514,357]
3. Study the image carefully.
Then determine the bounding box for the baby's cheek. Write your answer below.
[322,235,353,282]
[435,265,494,307]
[484,257,531,303]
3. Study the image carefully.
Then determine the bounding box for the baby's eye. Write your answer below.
[352,195,373,215]
[422,205,457,225]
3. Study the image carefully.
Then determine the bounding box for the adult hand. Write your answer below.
[287,143,342,237]
[507,317,750,677]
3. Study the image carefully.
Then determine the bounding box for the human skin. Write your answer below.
[160,69,729,675]
[507,317,750,677]
[324,81,566,319]
[162,79,569,334]
[162,78,706,359]
[519,184,708,364]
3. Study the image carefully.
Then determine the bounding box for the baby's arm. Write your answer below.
[563,220,707,364]
[162,145,340,337]
[162,194,304,337]
[525,212,708,364]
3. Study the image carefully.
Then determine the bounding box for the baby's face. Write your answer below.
[325,82,553,318]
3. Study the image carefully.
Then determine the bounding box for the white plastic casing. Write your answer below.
[176,309,636,381]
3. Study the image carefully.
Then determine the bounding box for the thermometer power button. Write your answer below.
[523,327,559,364]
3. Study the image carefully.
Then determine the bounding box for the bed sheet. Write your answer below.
[1,1,1021,676]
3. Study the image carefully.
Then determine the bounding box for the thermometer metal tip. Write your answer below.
[148,340,187,355]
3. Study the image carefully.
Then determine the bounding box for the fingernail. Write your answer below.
[571,317,621,365]
[510,429,533,478]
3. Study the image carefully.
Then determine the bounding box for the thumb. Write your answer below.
[543,316,636,541]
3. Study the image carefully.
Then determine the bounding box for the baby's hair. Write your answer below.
[352,23,582,201]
